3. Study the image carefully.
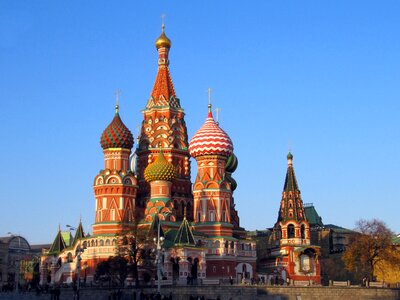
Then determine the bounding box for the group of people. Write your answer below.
[139,291,173,300]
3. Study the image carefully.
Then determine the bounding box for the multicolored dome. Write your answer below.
[225,153,238,173]
[144,149,177,182]
[189,106,233,158]
[100,106,134,150]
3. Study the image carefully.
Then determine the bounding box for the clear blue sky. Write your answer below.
[1,1,399,244]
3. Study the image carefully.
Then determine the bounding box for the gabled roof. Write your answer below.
[72,221,85,246]
[148,215,165,239]
[174,217,196,246]
[49,229,67,255]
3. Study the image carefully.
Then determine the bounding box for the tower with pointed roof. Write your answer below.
[269,152,321,284]
[92,103,138,235]
[136,25,193,223]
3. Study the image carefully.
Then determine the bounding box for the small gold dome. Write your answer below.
[155,25,171,49]
[144,148,176,182]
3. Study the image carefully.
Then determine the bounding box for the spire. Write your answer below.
[49,227,67,255]
[278,152,307,223]
[148,24,179,109]
[283,152,298,192]
[174,216,196,246]
[72,220,85,246]
[207,87,213,116]
[115,89,121,114]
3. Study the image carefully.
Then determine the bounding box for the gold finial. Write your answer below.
[115,89,121,113]
[215,107,220,125]
[183,205,187,220]
[207,88,212,112]
[161,14,166,31]
[155,14,171,49]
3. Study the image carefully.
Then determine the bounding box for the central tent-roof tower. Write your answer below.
[135,25,193,222]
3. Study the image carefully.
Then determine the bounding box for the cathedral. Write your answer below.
[39,26,257,286]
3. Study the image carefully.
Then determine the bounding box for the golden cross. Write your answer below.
[161,14,166,29]
[115,89,121,106]
[215,107,221,124]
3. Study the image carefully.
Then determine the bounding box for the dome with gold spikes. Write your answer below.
[155,25,171,49]
[144,149,176,182]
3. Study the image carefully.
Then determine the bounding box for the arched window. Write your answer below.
[105,239,110,246]
[288,224,295,238]
[100,240,104,246]
[301,224,306,239]
[67,252,73,263]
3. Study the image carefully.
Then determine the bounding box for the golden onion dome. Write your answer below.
[155,25,171,49]
[144,149,176,182]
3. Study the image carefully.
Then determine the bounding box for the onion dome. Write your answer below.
[155,25,171,49]
[287,151,293,160]
[225,153,238,173]
[100,105,134,150]
[144,148,177,182]
[189,105,233,158]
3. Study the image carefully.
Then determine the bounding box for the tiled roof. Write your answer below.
[49,230,67,255]
[174,217,196,246]
[304,205,323,227]
[72,221,85,246]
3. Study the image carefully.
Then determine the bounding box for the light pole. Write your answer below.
[75,245,84,300]
[153,220,165,294]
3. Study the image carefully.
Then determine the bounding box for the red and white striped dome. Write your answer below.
[189,108,233,158]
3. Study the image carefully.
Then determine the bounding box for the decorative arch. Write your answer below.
[205,181,219,189]
[96,177,103,185]
[193,182,204,190]
[106,175,121,184]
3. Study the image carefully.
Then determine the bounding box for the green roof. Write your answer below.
[304,205,323,227]
[323,224,354,233]
[174,217,196,246]
[72,221,85,246]
[49,229,67,255]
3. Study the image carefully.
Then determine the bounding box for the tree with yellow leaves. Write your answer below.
[342,219,400,282]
